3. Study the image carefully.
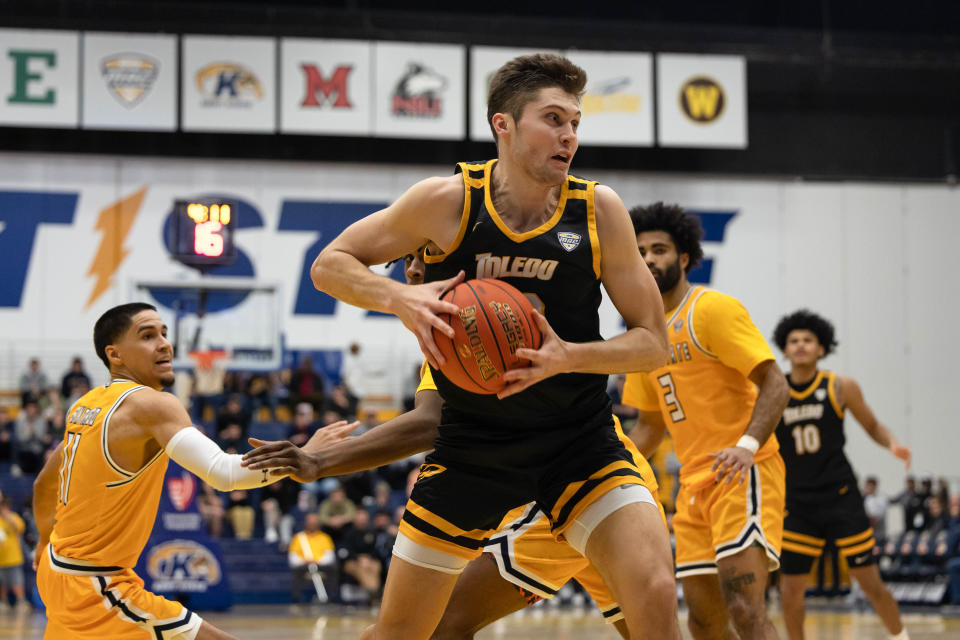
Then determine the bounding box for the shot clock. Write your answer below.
[170,199,237,267]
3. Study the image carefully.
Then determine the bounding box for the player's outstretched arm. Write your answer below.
[242,389,443,482]
[838,375,911,469]
[499,187,667,398]
[310,176,465,367]
[711,359,789,484]
[32,442,63,570]
[129,390,286,491]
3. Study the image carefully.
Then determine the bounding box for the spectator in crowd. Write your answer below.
[60,356,91,401]
[935,477,950,506]
[226,490,255,539]
[288,403,318,448]
[948,495,960,604]
[216,394,251,439]
[0,408,14,466]
[216,422,245,454]
[19,358,48,404]
[371,509,398,576]
[262,477,300,545]
[317,484,356,543]
[288,513,337,605]
[337,509,382,603]
[247,373,278,420]
[326,385,358,421]
[607,374,638,426]
[14,395,51,474]
[40,388,63,422]
[64,378,91,414]
[289,356,325,412]
[893,475,928,531]
[196,482,225,538]
[0,491,27,609]
[365,481,403,520]
[863,476,889,542]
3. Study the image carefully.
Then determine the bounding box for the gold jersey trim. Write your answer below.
[826,371,844,417]
[424,161,486,265]
[789,370,826,401]
[100,385,149,478]
[686,287,717,359]
[665,285,698,328]
[483,162,571,243]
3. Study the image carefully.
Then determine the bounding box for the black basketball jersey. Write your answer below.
[775,370,857,498]
[424,159,609,428]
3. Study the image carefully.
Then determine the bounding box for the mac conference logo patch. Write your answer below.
[557,232,582,252]
[101,53,160,108]
[815,389,827,401]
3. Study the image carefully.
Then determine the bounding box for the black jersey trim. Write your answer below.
[601,606,622,619]
[96,576,148,623]
[400,511,491,551]
[552,467,646,531]
[153,610,195,639]
[48,545,124,575]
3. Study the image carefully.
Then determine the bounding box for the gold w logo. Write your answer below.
[680,76,725,123]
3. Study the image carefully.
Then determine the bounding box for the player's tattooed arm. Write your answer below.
[242,389,442,482]
[711,359,789,484]
[32,442,63,569]
[837,375,911,469]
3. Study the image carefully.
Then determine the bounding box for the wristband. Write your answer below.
[735,435,759,454]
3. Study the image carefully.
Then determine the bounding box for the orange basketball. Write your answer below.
[432,278,542,394]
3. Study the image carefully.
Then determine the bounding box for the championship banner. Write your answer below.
[566,50,653,147]
[135,462,232,610]
[468,46,559,142]
[0,29,79,128]
[280,38,372,136]
[82,32,177,131]
[373,41,465,140]
[181,35,275,133]
[656,53,747,148]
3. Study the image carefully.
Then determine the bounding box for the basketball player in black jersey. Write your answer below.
[773,310,911,640]
[310,53,678,640]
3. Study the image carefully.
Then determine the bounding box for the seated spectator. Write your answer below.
[863,476,889,542]
[366,481,404,519]
[288,403,318,448]
[262,477,300,545]
[289,357,325,412]
[19,358,48,405]
[0,409,14,466]
[337,510,382,603]
[196,483,225,538]
[371,509,398,576]
[247,373,278,420]
[226,490,255,539]
[60,356,91,401]
[318,484,356,543]
[216,394,251,439]
[946,495,960,604]
[0,491,27,609]
[936,477,950,506]
[326,385,358,421]
[217,422,245,454]
[288,513,338,604]
[65,379,91,416]
[14,395,51,474]
[40,388,63,421]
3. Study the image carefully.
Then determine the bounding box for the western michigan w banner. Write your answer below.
[656,53,747,149]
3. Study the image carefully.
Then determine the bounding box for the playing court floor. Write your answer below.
[3,604,959,639]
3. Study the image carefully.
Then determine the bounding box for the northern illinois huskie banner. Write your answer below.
[373,41,465,140]
[656,53,747,148]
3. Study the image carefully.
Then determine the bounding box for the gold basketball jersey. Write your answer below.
[623,286,779,491]
[50,380,168,570]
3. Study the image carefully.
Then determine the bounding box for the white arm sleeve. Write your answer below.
[164,426,282,492]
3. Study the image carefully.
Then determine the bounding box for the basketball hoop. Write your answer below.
[188,349,229,371]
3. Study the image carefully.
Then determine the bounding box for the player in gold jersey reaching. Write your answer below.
[31,303,348,640]
[623,203,790,640]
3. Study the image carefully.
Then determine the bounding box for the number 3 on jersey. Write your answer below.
[657,373,686,422]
